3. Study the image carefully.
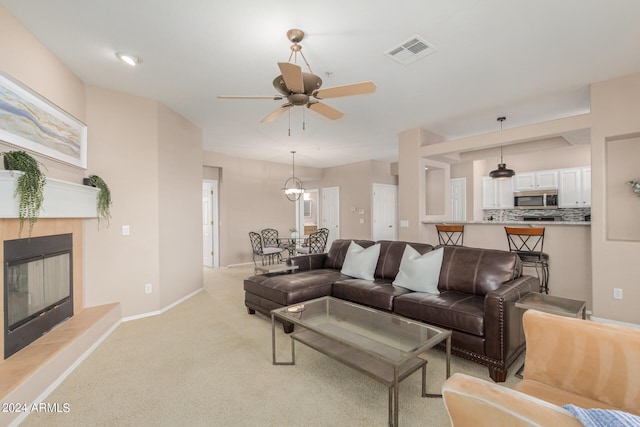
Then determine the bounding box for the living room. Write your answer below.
[1,1,640,425]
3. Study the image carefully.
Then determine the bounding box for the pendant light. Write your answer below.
[282,151,305,201]
[489,116,515,179]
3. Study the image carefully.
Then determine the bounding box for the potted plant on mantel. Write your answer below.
[1,150,47,236]
[84,174,112,227]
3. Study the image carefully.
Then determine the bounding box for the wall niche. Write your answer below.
[606,134,640,241]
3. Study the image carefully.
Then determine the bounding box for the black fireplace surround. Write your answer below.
[4,233,74,359]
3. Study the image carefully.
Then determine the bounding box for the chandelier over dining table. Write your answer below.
[282,150,304,201]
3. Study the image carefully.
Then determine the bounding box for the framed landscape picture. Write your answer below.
[0,72,87,169]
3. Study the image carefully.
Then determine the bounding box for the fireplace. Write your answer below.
[3,233,74,359]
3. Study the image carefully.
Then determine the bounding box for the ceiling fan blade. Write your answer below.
[307,102,344,120]
[313,81,376,99]
[278,62,304,93]
[261,104,293,123]
[217,95,284,100]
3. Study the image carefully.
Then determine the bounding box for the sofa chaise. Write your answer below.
[243,239,538,381]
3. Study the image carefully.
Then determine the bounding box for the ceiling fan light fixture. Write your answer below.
[489,116,516,180]
[217,29,376,132]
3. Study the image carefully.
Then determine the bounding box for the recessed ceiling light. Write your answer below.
[116,52,142,66]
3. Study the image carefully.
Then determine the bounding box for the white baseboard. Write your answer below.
[122,287,204,322]
[226,262,254,268]
[589,316,640,329]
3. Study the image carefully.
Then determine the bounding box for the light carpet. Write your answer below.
[21,266,522,427]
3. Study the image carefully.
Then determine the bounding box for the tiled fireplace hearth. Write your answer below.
[0,172,121,426]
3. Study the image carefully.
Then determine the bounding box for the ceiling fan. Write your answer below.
[217,29,376,124]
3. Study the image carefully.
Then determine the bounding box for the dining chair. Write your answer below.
[436,224,464,246]
[260,228,281,248]
[504,226,550,293]
[296,228,329,254]
[249,231,284,269]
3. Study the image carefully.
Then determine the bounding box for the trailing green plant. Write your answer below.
[1,150,46,236]
[88,174,112,226]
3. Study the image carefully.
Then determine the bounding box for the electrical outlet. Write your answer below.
[145,283,152,294]
[613,288,623,300]
[122,225,130,236]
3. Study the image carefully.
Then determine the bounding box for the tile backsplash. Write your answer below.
[484,208,591,222]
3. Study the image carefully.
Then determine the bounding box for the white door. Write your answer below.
[450,178,466,221]
[322,186,340,248]
[202,180,219,268]
[372,183,398,241]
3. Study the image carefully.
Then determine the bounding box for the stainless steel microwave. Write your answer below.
[513,189,558,209]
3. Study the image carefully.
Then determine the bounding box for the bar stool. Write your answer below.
[435,224,464,246]
[504,226,550,293]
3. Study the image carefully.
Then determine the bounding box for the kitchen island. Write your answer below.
[422,220,591,311]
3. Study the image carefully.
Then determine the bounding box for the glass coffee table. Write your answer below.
[271,296,451,427]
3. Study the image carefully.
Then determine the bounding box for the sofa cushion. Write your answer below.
[341,241,381,280]
[374,240,435,280]
[332,278,413,311]
[439,246,521,296]
[324,239,375,270]
[244,269,348,306]
[515,381,620,413]
[393,246,443,294]
[393,291,485,337]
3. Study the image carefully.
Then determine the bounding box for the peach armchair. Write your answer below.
[442,309,640,426]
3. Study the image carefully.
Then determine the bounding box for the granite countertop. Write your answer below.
[422,220,590,226]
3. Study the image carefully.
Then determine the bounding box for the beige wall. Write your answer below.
[202,151,317,266]
[202,153,397,266]
[307,160,398,242]
[83,87,161,315]
[0,6,204,318]
[398,129,424,241]
[157,103,203,308]
[591,72,640,324]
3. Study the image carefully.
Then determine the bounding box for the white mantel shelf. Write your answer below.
[0,170,99,219]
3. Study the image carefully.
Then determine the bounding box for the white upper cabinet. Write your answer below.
[514,170,558,191]
[482,177,514,209]
[558,167,591,208]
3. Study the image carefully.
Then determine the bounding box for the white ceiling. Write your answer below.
[1,0,639,168]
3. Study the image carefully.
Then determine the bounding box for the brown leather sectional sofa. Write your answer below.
[244,239,538,382]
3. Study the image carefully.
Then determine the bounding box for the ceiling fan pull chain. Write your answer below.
[303,107,306,130]
[288,108,291,136]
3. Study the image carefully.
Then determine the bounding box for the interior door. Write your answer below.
[202,180,219,268]
[450,178,466,221]
[321,186,340,248]
[372,183,398,241]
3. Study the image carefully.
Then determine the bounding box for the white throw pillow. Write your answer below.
[341,241,381,280]
[393,246,443,294]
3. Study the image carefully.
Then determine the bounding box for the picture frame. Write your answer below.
[0,72,87,169]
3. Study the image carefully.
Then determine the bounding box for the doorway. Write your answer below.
[372,183,398,241]
[297,189,319,237]
[321,186,340,248]
[202,180,219,268]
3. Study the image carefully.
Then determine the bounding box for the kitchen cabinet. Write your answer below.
[482,177,514,209]
[558,167,591,208]
[514,170,558,191]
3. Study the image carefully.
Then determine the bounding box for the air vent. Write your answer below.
[385,36,437,65]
